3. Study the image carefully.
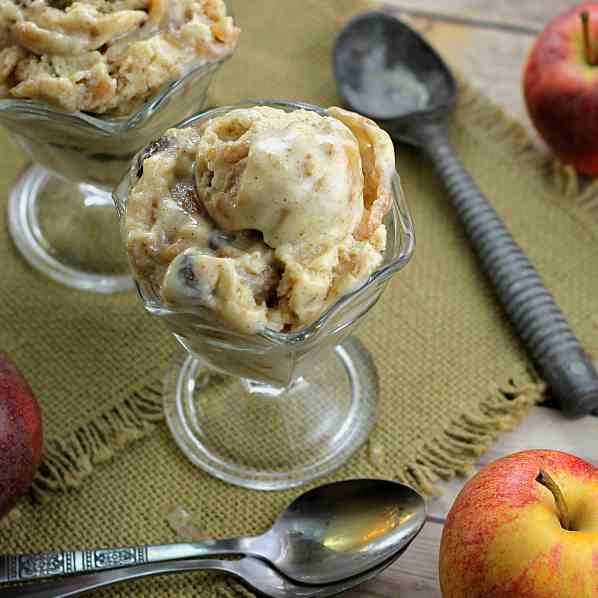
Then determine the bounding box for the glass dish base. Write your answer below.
[8,165,133,293]
[164,336,379,491]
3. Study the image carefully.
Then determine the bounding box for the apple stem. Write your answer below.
[581,11,597,67]
[536,470,571,531]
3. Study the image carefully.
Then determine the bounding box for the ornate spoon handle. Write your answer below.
[0,537,246,584]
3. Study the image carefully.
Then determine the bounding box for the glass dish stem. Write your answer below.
[164,337,379,491]
[9,165,133,292]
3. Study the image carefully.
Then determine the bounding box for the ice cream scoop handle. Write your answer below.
[420,123,598,416]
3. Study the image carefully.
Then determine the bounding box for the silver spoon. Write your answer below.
[334,11,598,416]
[0,479,425,586]
[0,551,407,598]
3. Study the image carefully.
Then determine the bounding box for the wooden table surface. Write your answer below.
[346,1,598,596]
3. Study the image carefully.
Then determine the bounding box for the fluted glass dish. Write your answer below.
[0,55,229,293]
[114,102,415,490]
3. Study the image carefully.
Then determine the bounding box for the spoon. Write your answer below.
[0,551,407,598]
[0,479,425,586]
[334,11,598,416]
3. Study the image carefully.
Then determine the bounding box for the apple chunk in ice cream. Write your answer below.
[125,106,396,334]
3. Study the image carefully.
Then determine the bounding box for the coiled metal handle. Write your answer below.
[420,124,598,416]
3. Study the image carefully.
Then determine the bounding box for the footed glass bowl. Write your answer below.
[114,102,415,490]
[0,57,228,293]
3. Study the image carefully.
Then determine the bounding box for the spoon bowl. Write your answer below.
[334,11,456,131]
[261,478,426,584]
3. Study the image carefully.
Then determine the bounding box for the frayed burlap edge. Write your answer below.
[31,384,163,502]
[26,81,598,504]
[392,368,546,496]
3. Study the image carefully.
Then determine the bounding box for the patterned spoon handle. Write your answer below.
[0,558,241,598]
[0,548,150,584]
[420,123,598,416]
[0,537,244,584]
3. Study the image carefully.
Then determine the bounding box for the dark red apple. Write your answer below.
[524,3,598,175]
[0,353,43,517]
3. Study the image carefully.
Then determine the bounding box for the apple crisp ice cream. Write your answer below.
[0,0,239,115]
[125,106,396,334]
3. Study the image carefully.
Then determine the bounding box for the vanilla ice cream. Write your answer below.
[125,106,395,334]
[0,0,239,115]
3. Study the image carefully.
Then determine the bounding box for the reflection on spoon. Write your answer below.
[323,501,412,552]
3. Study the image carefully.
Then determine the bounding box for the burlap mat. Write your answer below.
[2,1,598,596]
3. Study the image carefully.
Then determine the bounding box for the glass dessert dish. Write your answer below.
[1,56,229,293]
[114,102,415,490]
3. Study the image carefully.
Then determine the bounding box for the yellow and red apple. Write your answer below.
[524,3,598,175]
[439,450,598,597]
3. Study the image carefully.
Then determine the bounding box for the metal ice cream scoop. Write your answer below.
[334,11,598,416]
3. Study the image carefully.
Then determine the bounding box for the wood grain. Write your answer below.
[385,0,573,30]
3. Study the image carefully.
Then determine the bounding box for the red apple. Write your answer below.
[439,450,598,598]
[523,3,598,175]
[0,353,43,517]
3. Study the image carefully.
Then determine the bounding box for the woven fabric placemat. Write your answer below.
[2,1,598,596]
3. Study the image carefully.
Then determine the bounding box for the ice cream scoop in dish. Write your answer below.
[115,101,415,490]
[125,104,394,333]
[0,0,239,293]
